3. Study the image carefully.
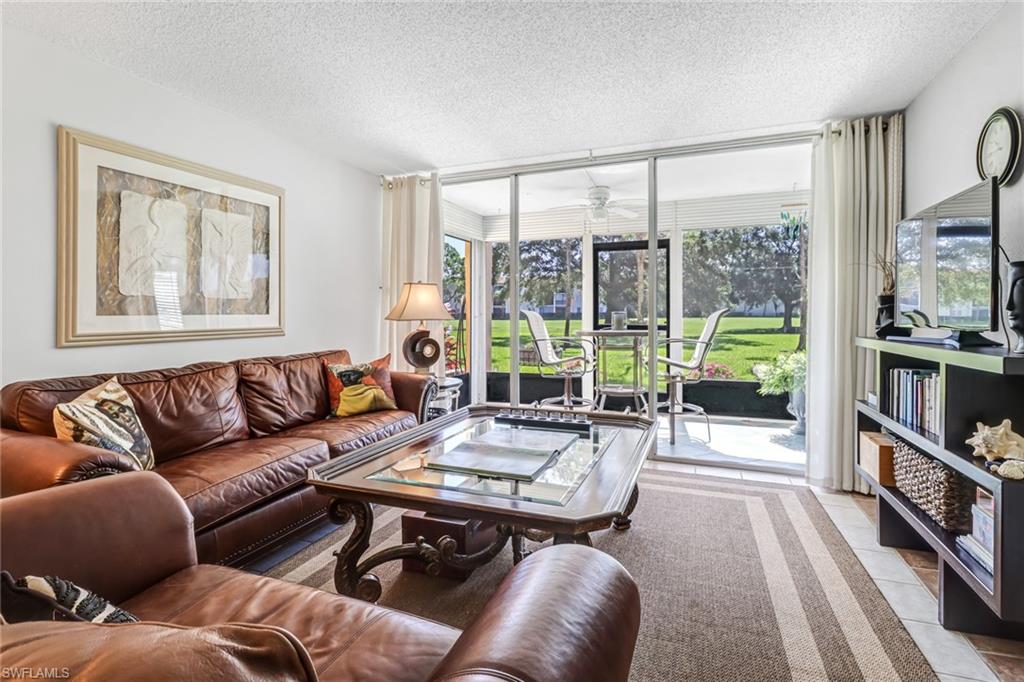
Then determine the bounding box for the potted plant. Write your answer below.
[754,351,808,435]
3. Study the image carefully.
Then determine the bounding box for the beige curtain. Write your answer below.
[807,114,903,491]
[379,173,444,373]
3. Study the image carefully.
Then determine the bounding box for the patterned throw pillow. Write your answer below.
[53,377,154,470]
[324,356,397,417]
[0,572,138,624]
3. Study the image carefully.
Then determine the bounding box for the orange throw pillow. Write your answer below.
[323,355,396,417]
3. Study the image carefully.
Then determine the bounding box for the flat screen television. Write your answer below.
[894,178,999,333]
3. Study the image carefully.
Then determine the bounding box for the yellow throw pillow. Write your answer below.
[53,377,155,470]
[336,383,396,417]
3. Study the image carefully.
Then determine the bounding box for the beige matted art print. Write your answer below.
[57,127,284,346]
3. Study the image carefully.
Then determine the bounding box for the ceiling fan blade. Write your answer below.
[537,202,589,211]
[609,206,639,219]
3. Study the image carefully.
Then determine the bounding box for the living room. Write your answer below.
[2,3,1023,681]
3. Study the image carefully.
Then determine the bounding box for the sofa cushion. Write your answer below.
[1,362,249,463]
[269,411,417,459]
[122,564,460,682]
[0,620,317,682]
[156,437,329,532]
[238,350,351,437]
[52,377,155,470]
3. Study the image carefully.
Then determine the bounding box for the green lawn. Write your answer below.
[480,317,800,382]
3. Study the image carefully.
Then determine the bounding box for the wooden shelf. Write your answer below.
[856,400,1000,489]
[855,337,1024,375]
[857,334,1024,634]
[856,466,996,600]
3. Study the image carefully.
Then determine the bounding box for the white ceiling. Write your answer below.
[4,2,1002,175]
[444,142,812,215]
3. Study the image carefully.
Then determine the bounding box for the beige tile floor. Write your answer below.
[650,458,1023,682]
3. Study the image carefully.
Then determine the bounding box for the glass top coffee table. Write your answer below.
[308,404,657,601]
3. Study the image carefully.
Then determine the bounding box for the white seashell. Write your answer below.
[997,459,1024,480]
[966,419,1024,461]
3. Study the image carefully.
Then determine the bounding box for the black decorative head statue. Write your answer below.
[1008,261,1024,353]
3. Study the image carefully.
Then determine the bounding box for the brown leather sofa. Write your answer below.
[0,472,642,681]
[0,350,437,565]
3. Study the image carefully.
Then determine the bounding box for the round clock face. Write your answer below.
[981,116,1012,177]
[977,108,1021,186]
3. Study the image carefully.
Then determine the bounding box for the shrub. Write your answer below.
[753,351,807,396]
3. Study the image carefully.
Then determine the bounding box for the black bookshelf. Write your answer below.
[855,337,1024,638]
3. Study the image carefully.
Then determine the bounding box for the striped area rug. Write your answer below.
[266,468,936,681]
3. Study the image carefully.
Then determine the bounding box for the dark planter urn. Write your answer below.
[1008,261,1024,354]
[875,294,896,338]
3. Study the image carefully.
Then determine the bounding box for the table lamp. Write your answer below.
[385,282,452,374]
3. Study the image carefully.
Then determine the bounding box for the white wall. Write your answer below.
[1,28,382,383]
[905,2,1024,263]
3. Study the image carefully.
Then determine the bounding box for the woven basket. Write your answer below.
[892,439,974,532]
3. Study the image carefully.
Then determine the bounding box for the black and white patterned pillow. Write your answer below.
[0,572,138,624]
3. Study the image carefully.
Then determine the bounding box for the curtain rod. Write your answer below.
[380,176,432,188]
[438,129,821,185]
[831,121,890,136]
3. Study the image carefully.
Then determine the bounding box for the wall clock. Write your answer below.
[976,106,1022,187]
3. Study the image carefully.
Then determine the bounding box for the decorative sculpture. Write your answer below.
[1008,261,1024,354]
[966,419,1024,462]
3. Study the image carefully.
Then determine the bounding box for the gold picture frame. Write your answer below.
[57,126,285,346]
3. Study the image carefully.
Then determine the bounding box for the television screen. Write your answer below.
[894,179,999,332]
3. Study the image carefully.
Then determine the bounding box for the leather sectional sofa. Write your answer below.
[0,471,642,681]
[0,350,437,565]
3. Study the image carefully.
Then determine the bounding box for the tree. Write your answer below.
[680,230,737,317]
[442,242,465,312]
[728,218,805,334]
[519,238,583,335]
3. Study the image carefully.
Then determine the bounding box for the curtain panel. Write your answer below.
[379,173,444,373]
[807,114,904,491]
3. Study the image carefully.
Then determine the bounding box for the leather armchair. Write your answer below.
[0,472,641,682]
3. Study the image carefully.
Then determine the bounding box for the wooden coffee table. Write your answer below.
[307,404,656,602]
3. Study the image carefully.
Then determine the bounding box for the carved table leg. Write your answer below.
[330,500,379,601]
[330,502,515,603]
[511,532,529,565]
[612,483,640,531]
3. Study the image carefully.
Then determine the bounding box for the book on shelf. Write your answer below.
[888,368,940,434]
[956,533,994,574]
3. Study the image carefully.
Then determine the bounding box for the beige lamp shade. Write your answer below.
[385,282,452,323]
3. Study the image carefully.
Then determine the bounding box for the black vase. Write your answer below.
[1008,261,1024,354]
[875,294,896,338]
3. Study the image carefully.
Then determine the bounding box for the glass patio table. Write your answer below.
[308,404,657,601]
[575,328,660,412]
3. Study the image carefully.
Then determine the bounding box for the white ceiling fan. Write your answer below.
[583,185,646,221]
[548,169,646,221]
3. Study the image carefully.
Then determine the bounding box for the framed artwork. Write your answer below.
[57,127,284,346]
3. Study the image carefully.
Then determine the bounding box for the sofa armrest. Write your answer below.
[0,471,196,604]
[0,427,141,497]
[390,372,438,423]
[0,621,317,682]
[430,545,641,682]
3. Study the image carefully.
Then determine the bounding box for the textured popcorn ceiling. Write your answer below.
[4,2,1003,174]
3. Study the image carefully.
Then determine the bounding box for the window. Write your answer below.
[442,235,470,374]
